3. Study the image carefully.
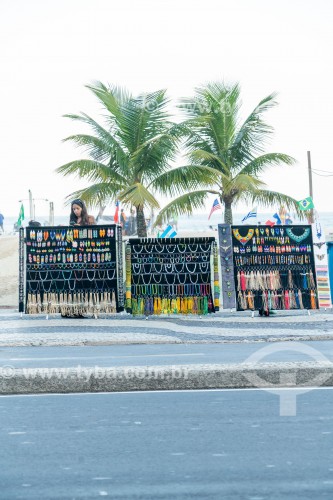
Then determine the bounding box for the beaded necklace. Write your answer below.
[232,228,255,246]
[285,227,310,243]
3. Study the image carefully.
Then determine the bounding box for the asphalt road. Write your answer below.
[1,388,333,499]
[1,341,333,369]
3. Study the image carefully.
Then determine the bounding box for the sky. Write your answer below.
[1,0,332,218]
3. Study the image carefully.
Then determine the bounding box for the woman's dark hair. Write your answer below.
[69,199,90,226]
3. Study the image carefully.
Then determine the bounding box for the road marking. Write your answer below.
[1,386,333,398]
[7,353,205,361]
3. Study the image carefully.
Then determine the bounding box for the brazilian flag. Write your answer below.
[298,196,314,211]
[17,203,25,227]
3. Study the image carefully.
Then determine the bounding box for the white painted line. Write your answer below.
[7,353,205,361]
[1,386,333,398]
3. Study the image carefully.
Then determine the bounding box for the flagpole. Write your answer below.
[307,151,314,223]
[28,189,33,220]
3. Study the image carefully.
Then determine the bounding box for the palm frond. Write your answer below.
[64,183,120,209]
[187,149,228,172]
[63,112,128,168]
[155,190,216,226]
[151,165,221,197]
[86,81,130,118]
[237,153,296,177]
[250,189,305,219]
[230,174,266,196]
[230,93,278,166]
[57,159,125,183]
[62,134,114,164]
[118,183,160,210]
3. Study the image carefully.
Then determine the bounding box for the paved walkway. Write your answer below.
[0,309,333,347]
[1,309,333,394]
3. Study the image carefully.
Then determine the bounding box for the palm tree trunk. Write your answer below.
[136,205,147,237]
[224,201,233,224]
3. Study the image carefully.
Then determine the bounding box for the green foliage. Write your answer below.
[56,83,182,236]
[57,80,302,232]
[157,81,301,224]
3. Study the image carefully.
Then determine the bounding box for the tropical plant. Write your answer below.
[56,82,187,236]
[156,82,302,225]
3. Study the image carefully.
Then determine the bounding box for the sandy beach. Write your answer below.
[0,235,19,307]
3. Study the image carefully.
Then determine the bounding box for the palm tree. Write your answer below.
[56,82,185,237]
[156,82,302,225]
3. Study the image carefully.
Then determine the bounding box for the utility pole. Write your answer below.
[49,201,54,226]
[307,151,314,223]
[28,189,33,220]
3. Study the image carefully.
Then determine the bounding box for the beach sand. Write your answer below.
[0,235,19,307]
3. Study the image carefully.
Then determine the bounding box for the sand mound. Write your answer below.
[0,236,19,307]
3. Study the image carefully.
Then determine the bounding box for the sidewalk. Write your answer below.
[1,309,333,395]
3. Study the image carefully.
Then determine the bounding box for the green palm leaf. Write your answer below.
[177,82,299,223]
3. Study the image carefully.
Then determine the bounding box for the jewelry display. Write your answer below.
[126,237,219,316]
[218,224,237,309]
[311,217,332,309]
[24,224,123,316]
[231,224,318,313]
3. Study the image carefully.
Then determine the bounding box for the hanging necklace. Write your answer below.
[315,221,322,239]
[285,227,310,243]
[232,228,255,246]
[189,273,199,284]
[199,244,211,253]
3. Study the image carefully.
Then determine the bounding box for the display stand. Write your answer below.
[18,227,25,313]
[125,237,219,316]
[218,224,236,309]
[311,218,332,309]
[229,224,318,313]
[23,224,124,316]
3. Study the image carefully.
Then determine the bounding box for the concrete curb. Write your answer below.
[2,334,333,348]
[1,362,333,395]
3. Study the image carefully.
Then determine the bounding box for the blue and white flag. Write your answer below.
[241,207,257,224]
[159,224,177,238]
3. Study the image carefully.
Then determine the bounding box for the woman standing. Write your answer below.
[69,199,96,226]
[62,199,96,318]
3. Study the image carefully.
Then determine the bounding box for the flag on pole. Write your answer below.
[208,198,221,220]
[159,224,177,238]
[241,207,257,223]
[273,212,282,225]
[114,201,120,223]
[298,196,314,211]
[17,203,25,227]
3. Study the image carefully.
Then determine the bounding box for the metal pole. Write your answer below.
[49,201,54,226]
[28,189,33,220]
[307,151,314,223]
[18,227,25,313]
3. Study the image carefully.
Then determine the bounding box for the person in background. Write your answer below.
[127,208,137,236]
[0,212,4,233]
[120,208,127,234]
[28,220,42,227]
[285,214,293,225]
[69,199,96,226]
[169,214,178,231]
